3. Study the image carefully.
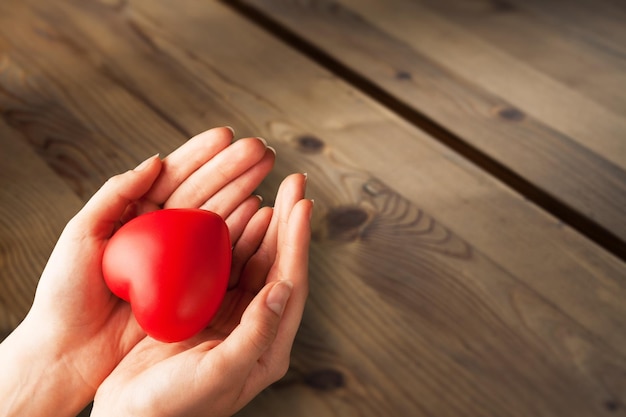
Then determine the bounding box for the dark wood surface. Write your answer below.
[0,1,625,416]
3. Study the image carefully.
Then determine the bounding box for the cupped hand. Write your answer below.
[90,173,312,417]
[9,127,278,415]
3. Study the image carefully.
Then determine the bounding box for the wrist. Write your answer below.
[0,316,93,417]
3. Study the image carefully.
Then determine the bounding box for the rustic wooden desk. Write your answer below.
[1,0,625,416]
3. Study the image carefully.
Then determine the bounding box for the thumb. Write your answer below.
[68,154,162,239]
[215,280,293,373]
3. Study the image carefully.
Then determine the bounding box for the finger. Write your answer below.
[267,198,312,346]
[69,154,162,239]
[229,206,273,288]
[144,126,234,205]
[199,147,275,218]
[164,137,269,209]
[224,195,264,245]
[238,173,307,293]
[244,199,312,391]
[276,173,308,255]
[210,280,293,380]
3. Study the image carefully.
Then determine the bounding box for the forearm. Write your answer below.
[0,319,92,417]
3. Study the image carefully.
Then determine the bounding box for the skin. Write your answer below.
[0,127,313,417]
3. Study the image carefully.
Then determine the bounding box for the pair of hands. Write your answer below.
[0,127,312,417]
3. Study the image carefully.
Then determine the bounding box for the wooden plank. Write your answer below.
[420,0,626,112]
[0,119,83,336]
[235,0,626,248]
[245,147,626,417]
[0,1,625,416]
[505,0,626,53]
[0,0,200,200]
[315,0,626,171]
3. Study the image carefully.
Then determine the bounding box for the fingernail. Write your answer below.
[255,194,264,204]
[266,280,293,316]
[256,137,268,147]
[134,153,159,171]
[303,172,308,182]
[267,146,276,155]
[225,126,235,136]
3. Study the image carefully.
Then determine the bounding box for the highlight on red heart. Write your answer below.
[102,208,231,342]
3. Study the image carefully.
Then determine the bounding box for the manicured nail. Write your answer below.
[134,153,159,171]
[267,146,276,155]
[266,280,293,316]
[255,194,264,204]
[303,172,308,182]
[225,126,235,136]
[256,136,268,147]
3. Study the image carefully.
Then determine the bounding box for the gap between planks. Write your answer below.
[222,0,626,263]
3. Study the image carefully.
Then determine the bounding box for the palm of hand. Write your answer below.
[93,255,267,416]
[93,167,309,417]
[28,128,277,393]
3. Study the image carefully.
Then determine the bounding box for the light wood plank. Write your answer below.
[420,0,626,111]
[238,0,626,246]
[506,0,626,52]
[330,0,626,171]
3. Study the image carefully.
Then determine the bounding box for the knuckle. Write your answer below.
[249,319,278,354]
[272,356,291,381]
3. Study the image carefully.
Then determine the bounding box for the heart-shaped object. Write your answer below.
[102,208,231,343]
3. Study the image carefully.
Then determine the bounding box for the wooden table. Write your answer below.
[1,0,625,416]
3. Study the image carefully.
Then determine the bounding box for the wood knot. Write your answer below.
[326,206,370,241]
[395,70,412,81]
[604,399,620,412]
[304,369,345,391]
[295,134,325,153]
[495,105,525,121]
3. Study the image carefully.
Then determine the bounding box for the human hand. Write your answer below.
[90,173,312,417]
[0,127,279,416]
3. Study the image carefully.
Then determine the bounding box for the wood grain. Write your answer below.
[422,0,626,112]
[0,0,196,199]
[235,0,626,249]
[0,1,624,416]
[0,119,82,334]
[246,141,626,416]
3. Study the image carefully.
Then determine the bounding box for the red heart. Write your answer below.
[102,208,231,343]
